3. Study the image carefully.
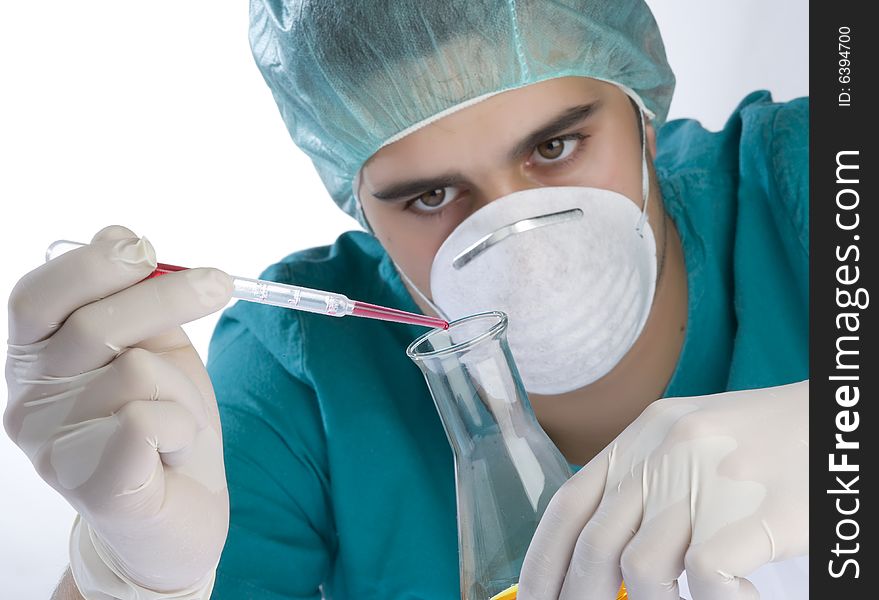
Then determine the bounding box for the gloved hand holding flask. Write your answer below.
[517,382,808,600]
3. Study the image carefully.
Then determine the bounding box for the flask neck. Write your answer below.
[407,312,572,600]
[417,336,543,457]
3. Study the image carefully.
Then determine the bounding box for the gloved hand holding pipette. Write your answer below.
[47,241,448,329]
[4,224,448,600]
[4,226,234,599]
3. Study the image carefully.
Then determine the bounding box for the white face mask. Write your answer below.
[424,184,657,395]
[375,96,657,394]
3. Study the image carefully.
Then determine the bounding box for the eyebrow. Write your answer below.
[371,172,469,201]
[370,101,601,201]
[506,101,600,161]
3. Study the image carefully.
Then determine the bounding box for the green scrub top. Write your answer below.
[206,91,808,599]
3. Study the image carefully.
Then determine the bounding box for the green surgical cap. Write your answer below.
[249,0,675,222]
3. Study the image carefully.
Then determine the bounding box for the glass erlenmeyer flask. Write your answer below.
[407,311,572,600]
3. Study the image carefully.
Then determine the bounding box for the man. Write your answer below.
[5,1,807,598]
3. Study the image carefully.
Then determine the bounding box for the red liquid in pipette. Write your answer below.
[145,263,449,330]
[352,301,449,330]
[147,263,188,277]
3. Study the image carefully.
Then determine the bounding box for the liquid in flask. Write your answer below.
[408,311,572,600]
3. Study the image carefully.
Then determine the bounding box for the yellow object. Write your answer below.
[488,582,628,600]
[489,583,519,600]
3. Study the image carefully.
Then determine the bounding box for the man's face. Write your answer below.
[358,76,659,300]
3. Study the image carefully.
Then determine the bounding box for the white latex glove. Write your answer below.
[4,226,233,598]
[518,381,808,600]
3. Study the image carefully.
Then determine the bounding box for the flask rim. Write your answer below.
[406,310,508,360]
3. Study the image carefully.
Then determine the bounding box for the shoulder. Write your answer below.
[656,91,809,252]
[733,92,809,195]
[738,94,809,254]
[656,91,808,173]
[737,91,808,143]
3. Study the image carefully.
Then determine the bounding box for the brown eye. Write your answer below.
[536,139,564,159]
[406,185,462,215]
[529,135,583,166]
[418,188,446,207]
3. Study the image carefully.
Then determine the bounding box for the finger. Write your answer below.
[518,400,696,600]
[135,328,222,423]
[101,400,225,512]
[558,468,644,600]
[8,226,156,345]
[132,326,192,354]
[620,499,691,600]
[162,344,223,424]
[39,399,200,508]
[517,447,612,600]
[684,517,774,600]
[6,347,209,459]
[90,224,140,245]
[40,267,233,376]
[78,347,210,428]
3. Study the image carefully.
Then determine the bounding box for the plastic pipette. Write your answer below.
[46,240,449,330]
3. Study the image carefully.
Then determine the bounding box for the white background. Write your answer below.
[1,1,807,597]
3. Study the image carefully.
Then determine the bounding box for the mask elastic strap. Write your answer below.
[392,259,450,321]
[635,108,650,237]
[351,172,447,319]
